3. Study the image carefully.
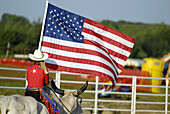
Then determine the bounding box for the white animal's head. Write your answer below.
[50,79,88,114]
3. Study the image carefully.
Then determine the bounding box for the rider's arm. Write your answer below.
[44,72,49,85]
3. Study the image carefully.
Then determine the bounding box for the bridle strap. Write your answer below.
[57,96,72,114]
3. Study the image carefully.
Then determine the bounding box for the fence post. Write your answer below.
[94,76,99,114]
[25,79,27,88]
[131,76,137,114]
[25,71,27,88]
[55,71,61,97]
[6,42,10,58]
[165,78,169,114]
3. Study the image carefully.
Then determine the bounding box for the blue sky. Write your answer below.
[0,0,170,25]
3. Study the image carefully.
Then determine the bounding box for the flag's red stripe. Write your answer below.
[84,18,135,43]
[83,36,129,61]
[42,41,120,74]
[84,39,124,71]
[82,27,132,52]
[45,52,118,77]
[46,63,116,87]
[84,38,128,68]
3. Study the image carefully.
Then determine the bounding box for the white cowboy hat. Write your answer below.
[28,49,48,61]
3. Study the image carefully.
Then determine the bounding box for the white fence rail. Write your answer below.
[0,67,170,114]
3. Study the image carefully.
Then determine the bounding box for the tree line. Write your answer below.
[0,13,42,57]
[0,13,169,59]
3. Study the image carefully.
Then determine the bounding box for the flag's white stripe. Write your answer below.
[43,36,119,70]
[111,55,126,67]
[82,32,131,57]
[41,46,120,73]
[45,57,117,85]
[83,23,134,48]
[83,35,127,67]
[117,69,121,74]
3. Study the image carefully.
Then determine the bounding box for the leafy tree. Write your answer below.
[0,13,41,56]
[0,13,169,59]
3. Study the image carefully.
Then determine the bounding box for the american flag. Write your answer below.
[39,2,135,87]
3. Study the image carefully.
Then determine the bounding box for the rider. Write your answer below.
[25,49,49,102]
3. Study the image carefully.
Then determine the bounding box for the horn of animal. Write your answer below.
[51,78,88,96]
[51,78,65,95]
[72,81,88,96]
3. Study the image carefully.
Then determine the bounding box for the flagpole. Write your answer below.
[38,0,49,50]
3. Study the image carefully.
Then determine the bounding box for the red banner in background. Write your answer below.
[0,58,33,68]
[119,69,150,92]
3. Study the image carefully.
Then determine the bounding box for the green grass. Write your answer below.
[0,89,25,95]
[0,80,25,87]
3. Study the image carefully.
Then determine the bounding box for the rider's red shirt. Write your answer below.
[26,64,49,89]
